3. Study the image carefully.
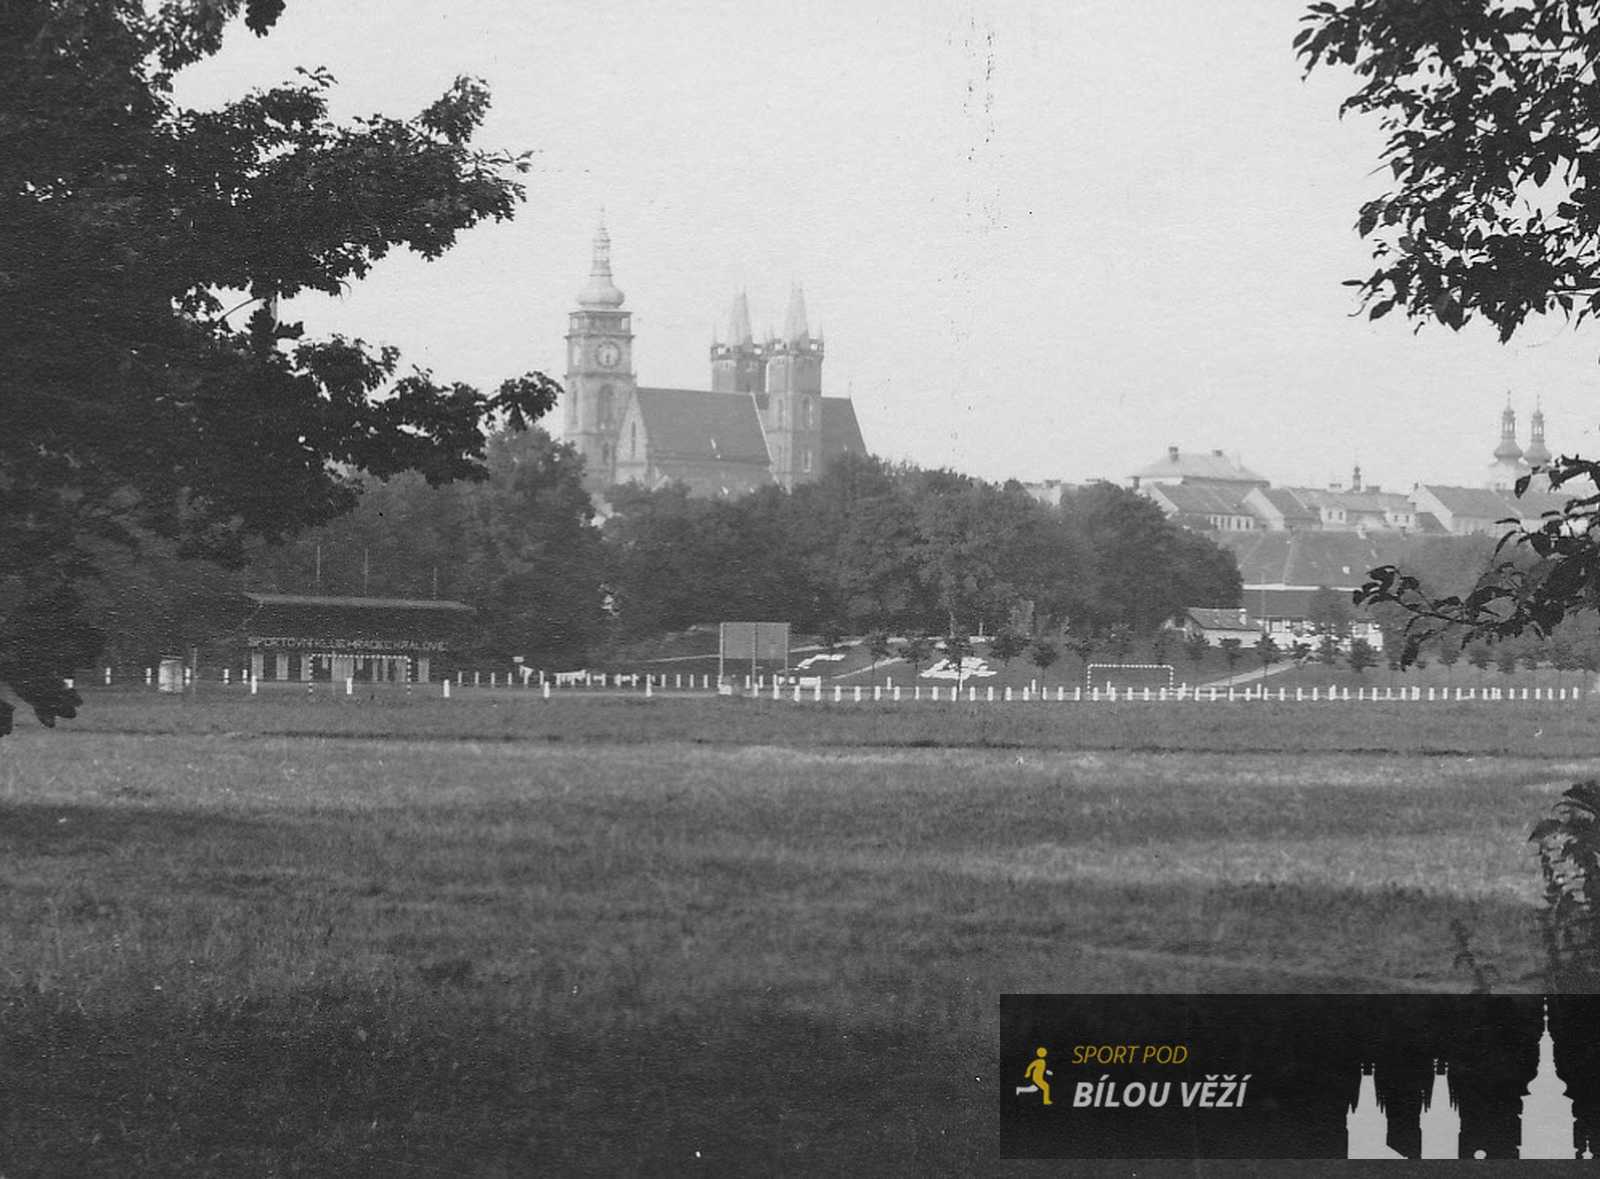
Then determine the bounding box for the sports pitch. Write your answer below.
[2,692,1595,1173]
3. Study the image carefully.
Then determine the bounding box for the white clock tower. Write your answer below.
[564,217,634,494]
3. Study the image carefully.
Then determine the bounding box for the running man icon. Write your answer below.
[1018,1047,1052,1105]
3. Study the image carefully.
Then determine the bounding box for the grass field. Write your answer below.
[3,692,1598,1174]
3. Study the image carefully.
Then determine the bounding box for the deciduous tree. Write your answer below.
[1300,1,1600,654]
[1347,637,1378,677]
[2,1,558,733]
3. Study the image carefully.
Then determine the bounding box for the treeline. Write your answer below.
[602,454,1240,643]
[1362,534,1600,673]
[87,433,1246,666]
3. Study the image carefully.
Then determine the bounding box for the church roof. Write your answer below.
[631,388,772,466]
[820,397,866,463]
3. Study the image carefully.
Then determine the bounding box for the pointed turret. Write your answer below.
[710,290,765,393]
[785,284,810,343]
[1420,1061,1460,1160]
[1494,398,1523,461]
[577,215,626,309]
[1347,1065,1402,1159]
[729,291,754,346]
[1526,398,1552,466]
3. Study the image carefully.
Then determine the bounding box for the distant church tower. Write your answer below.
[1525,399,1553,467]
[1488,399,1525,491]
[760,286,825,490]
[564,217,634,494]
[711,292,766,393]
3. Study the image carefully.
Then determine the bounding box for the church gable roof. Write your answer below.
[820,397,865,463]
[632,388,771,466]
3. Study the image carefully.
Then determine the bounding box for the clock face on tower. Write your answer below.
[595,341,621,369]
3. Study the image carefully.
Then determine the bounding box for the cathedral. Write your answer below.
[561,220,867,500]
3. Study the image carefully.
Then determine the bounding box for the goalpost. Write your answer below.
[1084,663,1176,692]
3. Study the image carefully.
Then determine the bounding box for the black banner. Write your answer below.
[1000,994,1600,1159]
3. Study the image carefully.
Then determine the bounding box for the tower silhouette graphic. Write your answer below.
[1347,1000,1578,1159]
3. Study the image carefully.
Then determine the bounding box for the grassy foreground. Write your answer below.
[2,694,1597,1174]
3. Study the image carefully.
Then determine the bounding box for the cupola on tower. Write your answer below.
[563,217,635,494]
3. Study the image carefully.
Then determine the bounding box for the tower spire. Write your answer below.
[1495,396,1523,461]
[785,284,809,343]
[729,290,753,346]
[1526,396,1552,465]
[578,213,625,309]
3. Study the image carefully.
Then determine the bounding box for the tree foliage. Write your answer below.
[2,1,558,732]
[1299,1,1600,659]
[597,456,1240,645]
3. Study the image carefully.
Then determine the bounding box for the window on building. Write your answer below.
[598,385,614,426]
[802,398,814,428]
[802,447,813,473]
[630,422,637,459]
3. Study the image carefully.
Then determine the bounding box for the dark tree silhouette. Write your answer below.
[2,2,557,733]
[1300,2,1600,656]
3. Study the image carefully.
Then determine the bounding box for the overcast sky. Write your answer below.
[174,0,1600,492]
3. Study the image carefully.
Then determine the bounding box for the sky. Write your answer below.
[173,0,1600,492]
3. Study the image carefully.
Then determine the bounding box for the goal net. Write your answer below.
[1084,663,1176,692]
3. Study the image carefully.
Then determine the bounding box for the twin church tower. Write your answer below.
[562,220,865,499]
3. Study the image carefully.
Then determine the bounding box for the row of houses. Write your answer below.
[1130,447,1569,539]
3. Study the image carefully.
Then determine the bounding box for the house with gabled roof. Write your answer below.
[1171,606,1261,647]
[1145,482,1258,531]
[1411,484,1571,536]
[1131,446,1269,490]
[1242,486,1320,531]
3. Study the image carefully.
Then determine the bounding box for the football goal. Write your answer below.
[1084,663,1176,692]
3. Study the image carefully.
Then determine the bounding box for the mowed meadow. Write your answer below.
[3,692,1598,1175]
